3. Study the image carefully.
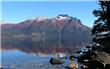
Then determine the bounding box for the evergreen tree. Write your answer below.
[92,1,110,35]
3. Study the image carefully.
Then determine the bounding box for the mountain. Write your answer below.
[1,14,92,54]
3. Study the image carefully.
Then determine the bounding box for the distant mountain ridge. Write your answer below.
[1,14,92,54]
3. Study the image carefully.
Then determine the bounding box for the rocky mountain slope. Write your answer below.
[1,14,91,54]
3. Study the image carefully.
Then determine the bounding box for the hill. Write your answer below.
[1,14,91,54]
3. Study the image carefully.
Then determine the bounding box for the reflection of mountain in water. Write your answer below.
[1,14,91,54]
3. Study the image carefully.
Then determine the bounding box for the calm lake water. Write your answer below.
[1,50,80,69]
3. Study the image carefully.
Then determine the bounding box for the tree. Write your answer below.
[77,1,110,69]
[92,1,110,35]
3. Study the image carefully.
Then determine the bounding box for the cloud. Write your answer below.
[0,20,16,24]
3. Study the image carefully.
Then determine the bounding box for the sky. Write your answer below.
[1,0,99,27]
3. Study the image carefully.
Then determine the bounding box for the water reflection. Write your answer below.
[1,36,86,55]
[1,36,84,69]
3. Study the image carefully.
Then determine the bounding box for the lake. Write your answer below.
[1,49,81,69]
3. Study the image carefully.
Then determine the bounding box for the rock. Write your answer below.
[49,57,65,65]
[67,62,78,69]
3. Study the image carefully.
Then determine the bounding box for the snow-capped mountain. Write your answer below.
[1,14,91,54]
